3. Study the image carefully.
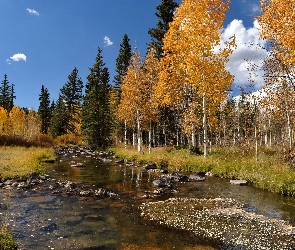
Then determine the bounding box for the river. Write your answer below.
[1,148,295,249]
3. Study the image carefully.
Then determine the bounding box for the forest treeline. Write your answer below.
[0,0,294,156]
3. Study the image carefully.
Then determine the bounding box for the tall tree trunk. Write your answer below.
[124,120,127,150]
[237,106,241,145]
[287,111,292,150]
[152,125,156,147]
[203,93,208,157]
[136,109,142,153]
[148,119,152,154]
[132,129,136,147]
[255,125,258,161]
[163,127,167,147]
[191,130,195,148]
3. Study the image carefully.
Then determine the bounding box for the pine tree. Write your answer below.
[148,0,179,147]
[9,84,16,112]
[50,95,67,137]
[60,67,84,134]
[0,74,15,112]
[148,0,179,58]
[113,34,132,94]
[38,85,51,134]
[81,47,112,148]
[113,34,132,143]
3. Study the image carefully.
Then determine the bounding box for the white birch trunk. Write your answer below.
[203,93,208,157]
[137,109,142,153]
[148,120,152,154]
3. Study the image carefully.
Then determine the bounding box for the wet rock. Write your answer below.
[153,175,172,188]
[126,161,134,167]
[64,181,74,189]
[94,188,107,197]
[11,182,19,187]
[80,190,91,196]
[143,162,157,170]
[70,163,84,168]
[101,158,112,163]
[4,180,13,186]
[17,182,30,189]
[230,180,247,185]
[170,171,189,182]
[189,172,206,181]
[39,175,48,181]
[115,159,125,164]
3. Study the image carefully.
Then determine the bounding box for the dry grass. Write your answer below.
[0,146,55,180]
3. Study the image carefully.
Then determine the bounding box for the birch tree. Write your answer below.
[157,0,235,157]
[117,51,145,153]
[142,46,160,153]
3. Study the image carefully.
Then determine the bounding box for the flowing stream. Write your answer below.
[1,149,295,249]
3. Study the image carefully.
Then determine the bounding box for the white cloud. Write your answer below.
[9,53,27,62]
[219,19,267,90]
[26,8,40,16]
[103,36,113,47]
[6,59,11,65]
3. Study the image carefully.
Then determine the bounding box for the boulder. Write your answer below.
[143,162,157,170]
[189,172,206,181]
[170,171,189,182]
[230,180,247,185]
[153,175,172,188]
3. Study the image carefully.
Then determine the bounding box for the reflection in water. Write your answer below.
[1,152,295,249]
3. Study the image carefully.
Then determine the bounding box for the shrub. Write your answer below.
[0,226,17,250]
[54,134,84,146]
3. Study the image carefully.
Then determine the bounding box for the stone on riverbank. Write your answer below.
[230,179,247,185]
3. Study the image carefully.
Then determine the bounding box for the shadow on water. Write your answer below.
[1,150,295,249]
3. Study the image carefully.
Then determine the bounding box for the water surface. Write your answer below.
[2,151,295,249]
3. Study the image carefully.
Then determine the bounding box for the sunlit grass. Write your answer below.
[110,145,295,196]
[0,146,55,180]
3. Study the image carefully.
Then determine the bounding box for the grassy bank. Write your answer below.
[111,146,295,196]
[0,146,55,249]
[0,146,55,181]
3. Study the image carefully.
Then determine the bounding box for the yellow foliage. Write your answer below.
[257,0,295,68]
[0,107,8,135]
[156,0,235,135]
[117,51,144,126]
[9,106,26,137]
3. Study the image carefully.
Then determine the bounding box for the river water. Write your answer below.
[1,150,295,249]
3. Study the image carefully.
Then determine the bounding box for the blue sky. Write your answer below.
[0,0,262,110]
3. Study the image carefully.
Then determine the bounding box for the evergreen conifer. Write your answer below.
[113,34,132,94]
[81,47,112,148]
[38,85,51,134]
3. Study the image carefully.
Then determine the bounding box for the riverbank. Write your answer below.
[0,146,55,180]
[111,146,295,196]
[0,146,55,249]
